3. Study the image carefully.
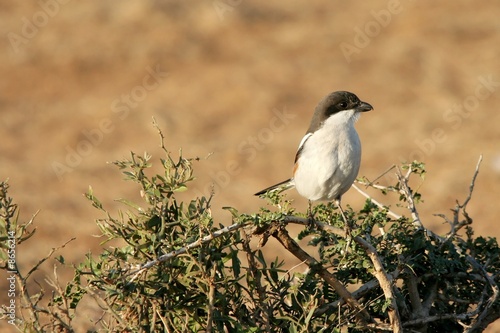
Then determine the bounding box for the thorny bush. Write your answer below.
[0,129,499,332]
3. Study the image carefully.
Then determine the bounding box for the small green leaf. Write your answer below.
[115,198,143,211]
[222,206,239,217]
[174,185,188,192]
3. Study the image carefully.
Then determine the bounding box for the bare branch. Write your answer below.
[359,164,397,188]
[444,155,483,241]
[25,237,76,281]
[462,155,483,210]
[396,167,424,230]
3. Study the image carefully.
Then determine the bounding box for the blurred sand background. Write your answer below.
[1,0,500,331]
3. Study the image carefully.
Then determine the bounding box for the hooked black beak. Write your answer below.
[357,101,373,112]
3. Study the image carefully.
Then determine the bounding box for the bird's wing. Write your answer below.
[294,132,313,164]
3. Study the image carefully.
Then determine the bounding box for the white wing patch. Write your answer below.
[294,132,313,163]
[297,133,313,151]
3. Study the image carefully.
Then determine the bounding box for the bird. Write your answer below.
[255,91,373,225]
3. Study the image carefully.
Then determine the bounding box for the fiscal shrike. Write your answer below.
[255,91,373,222]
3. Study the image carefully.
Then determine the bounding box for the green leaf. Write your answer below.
[115,198,143,211]
[222,206,239,217]
[174,184,188,192]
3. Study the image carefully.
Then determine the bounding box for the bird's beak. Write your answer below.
[357,101,373,112]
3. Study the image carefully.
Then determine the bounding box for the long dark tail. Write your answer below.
[254,179,295,196]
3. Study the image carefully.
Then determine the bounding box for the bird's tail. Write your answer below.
[254,179,295,196]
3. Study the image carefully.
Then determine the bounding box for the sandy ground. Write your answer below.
[1,1,499,331]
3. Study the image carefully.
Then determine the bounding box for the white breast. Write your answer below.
[293,110,361,201]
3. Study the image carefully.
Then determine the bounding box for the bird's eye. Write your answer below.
[338,102,348,108]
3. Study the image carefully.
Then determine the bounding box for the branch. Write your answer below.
[357,164,397,189]
[17,237,76,330]
[404,266,423,319]
[403,312,478,328]
[425,156,500,331]
[462,252,500,332]
[395,167,424,230]
[352,183,401,221]
[24,238,76,281]
[421,281,438,317]
[354,236,402,332]
[284,216,402,332]
[461,155,482,211]
[271,223,373,324]
[442,155,482,242]
[314,268,402,317]
[127,221,250,278]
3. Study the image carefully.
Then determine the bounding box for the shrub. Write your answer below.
[1,128,499,332]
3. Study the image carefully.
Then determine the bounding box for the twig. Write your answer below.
[461,155,482,211]
[351,183,399,236]
[127,221,250,278]
[356,181,397,192]
[360,164,397,188]
[396,167,424,230]
[442,155,483,242]
[352,184,400,221]
[17,237,76,330]
[152,116,168,153]
[25,238,76,281]
[44,265,73,330]
[85,287,129,329]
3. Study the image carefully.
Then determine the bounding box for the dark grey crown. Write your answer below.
[306,91,373,134]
